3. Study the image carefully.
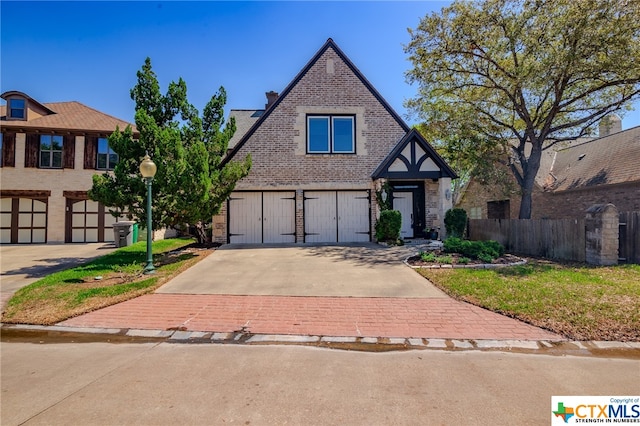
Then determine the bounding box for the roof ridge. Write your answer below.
[557,125,640,152]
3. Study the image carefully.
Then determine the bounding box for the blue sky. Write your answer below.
[2,1,639,131]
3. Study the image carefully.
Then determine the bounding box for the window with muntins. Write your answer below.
[97,137,118,170]
[40,135,63,168]
[9,98,26,119]
[307,115,355,153]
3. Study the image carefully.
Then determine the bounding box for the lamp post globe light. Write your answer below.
[139,153,157,274]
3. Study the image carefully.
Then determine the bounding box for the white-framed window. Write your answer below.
[307,115,355,154]
[40,135,63,168]
[97,137,118,170]
[8,98,26,119]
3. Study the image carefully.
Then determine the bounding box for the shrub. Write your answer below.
[420,251,437,262]
[443,237,504,262]
[375,210,402,242]
[444,208,467,238]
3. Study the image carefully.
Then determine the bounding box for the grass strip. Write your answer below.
[2,238,204,325]
[418,261,640,341]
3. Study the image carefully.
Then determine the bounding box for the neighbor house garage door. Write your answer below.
[65,199,122,243]
[0,197,48,244]
[304,190,370,243]
[228,191,296,244]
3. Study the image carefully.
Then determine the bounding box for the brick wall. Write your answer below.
[231,46,406,190]
[458,175,639,220]
[216,46,408,243]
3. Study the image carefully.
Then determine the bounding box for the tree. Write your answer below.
[405,0,640,218]
[89,58,251,243]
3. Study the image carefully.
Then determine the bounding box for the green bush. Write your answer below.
[420,251,437,262]
[443,237,504,262]
[444,208,467,238]
[375,210,402,242]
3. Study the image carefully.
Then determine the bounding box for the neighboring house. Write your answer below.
[457,117,640,219]
[213,39,457,244]
[0,91,137,244]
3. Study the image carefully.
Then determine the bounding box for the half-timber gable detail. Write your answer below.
[372,129,458,180]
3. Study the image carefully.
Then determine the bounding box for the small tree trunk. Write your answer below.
[518,141,543,219]
[194,221,209,245]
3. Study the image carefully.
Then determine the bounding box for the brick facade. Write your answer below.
[458,173,640,220]
[230,47,407,190]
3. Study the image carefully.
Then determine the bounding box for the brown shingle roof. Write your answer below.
[549,126,640,191]
[1,101,136,134]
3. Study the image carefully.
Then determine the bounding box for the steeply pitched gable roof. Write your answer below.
[1,91,136,134]
[222,38,410,165]
[549,125,640,191]
[372,129,458,179]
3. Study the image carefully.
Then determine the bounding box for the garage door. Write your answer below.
[66,199,122,243]
[0,197,47,244]
[304,190,370,243]
[228,191,296,244]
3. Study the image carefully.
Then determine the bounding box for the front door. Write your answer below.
[391,182,426,239]
[393,192,413,238]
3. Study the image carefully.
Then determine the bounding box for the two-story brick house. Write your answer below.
[214,39,457,244]
[0,91,136,244]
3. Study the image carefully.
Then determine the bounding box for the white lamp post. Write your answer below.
[139,153,157,274]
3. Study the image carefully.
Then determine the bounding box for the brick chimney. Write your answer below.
[265,91,279,109]
[598,114,622,137]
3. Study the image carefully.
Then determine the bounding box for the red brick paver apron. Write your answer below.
[59,294,562,341]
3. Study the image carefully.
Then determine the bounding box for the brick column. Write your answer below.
[585,204,619,265]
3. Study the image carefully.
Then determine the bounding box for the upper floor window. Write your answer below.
[307,115,355,154]
[8,98,26,119]
[40,135,63,168]
[97,137,118,170]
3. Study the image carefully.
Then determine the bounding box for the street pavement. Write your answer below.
[2,342,638,426]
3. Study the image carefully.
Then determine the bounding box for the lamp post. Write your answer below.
[139,153,157,274]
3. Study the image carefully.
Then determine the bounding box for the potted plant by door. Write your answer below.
[427,228,438,240]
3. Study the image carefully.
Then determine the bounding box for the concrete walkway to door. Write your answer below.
[156,243,446,298]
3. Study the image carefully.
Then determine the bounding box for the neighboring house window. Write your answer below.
[8,98,26,119]
[469,206,482,220]
[40,135,63,168]
[487,200,510,219]
[307,115,355,153]
[96,137,118,170]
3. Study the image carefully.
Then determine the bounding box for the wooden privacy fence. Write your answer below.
[468,219,586,262]
[619,211,640,264]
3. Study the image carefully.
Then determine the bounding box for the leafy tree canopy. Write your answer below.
[89,58,251,241]
[406,0,640,218]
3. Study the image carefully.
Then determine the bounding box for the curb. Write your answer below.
[3,324,639,356]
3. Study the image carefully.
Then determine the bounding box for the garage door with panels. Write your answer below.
[65,198,122,243]
[0,197,48,244]
[304,190,370,243]
[228,191,296,244]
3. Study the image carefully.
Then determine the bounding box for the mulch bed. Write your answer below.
[406,250,524,267]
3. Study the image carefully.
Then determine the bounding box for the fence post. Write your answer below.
[585,204,619,266]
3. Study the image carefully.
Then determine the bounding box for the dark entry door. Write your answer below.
[391,182,425,239]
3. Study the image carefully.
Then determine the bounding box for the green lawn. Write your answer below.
[418,261,640,341]
[2,238,204,325]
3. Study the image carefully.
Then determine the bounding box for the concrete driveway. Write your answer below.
[0,243,116,296]
[157,243,446,298]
